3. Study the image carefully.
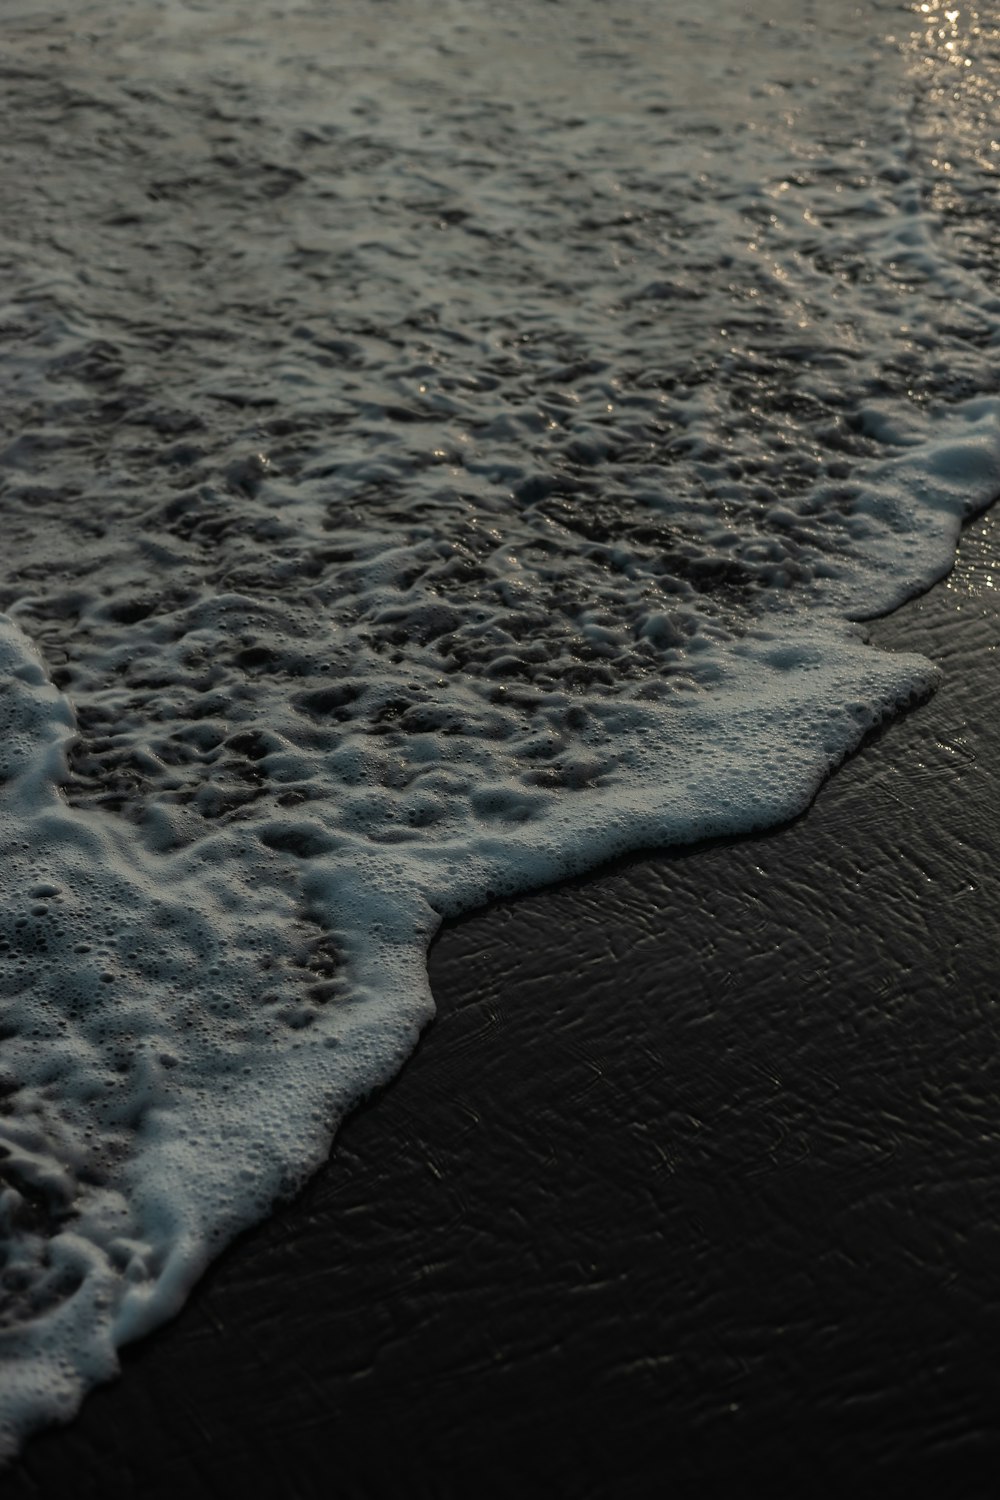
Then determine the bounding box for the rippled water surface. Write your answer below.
[0,0,998,1457]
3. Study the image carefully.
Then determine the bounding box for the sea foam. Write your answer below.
[0,0,998,1457]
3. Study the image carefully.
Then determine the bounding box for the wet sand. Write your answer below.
[8,506,1000,1497]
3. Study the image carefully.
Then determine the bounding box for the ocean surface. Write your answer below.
[0,0,998,1457]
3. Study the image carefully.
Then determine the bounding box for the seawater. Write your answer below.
[0,0,998,1456]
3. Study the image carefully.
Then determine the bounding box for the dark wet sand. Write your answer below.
[8,507,1000,1499]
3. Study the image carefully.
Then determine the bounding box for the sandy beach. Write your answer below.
[7,503,999,1498]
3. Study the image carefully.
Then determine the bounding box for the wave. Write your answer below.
[0,0,997,1457]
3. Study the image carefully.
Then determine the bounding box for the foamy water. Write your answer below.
[0,0,998,1456]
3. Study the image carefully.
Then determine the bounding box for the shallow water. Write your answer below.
[0,0,998,1455]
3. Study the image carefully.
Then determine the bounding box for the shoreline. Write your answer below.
[8,507,1000,1495]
